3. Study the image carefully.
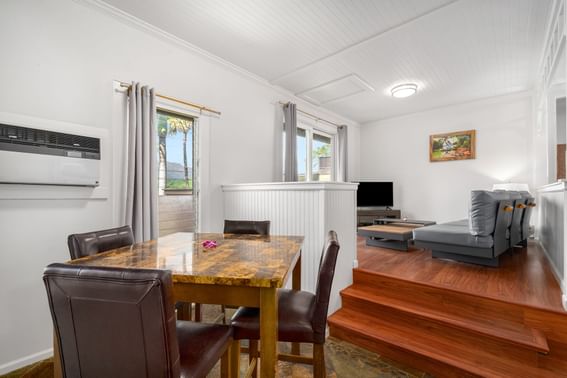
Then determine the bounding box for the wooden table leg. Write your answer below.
[260,287,278,378]
[292,252,301,291]
[194,303,202,322]
[291,253,301,355]
[229,340,240,378]
[53,330,62,378]
[220,345,230,378]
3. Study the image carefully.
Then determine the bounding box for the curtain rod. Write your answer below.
[279,101,342,127]
[118,81,221,116]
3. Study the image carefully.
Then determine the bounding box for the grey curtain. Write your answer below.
[283,102,298,181]
[337,125,348,182]
[124,82,158,242]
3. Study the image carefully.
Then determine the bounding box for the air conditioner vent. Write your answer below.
[0,124,100,159]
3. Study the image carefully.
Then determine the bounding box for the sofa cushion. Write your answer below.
[413,224,494,249]
[443,219,469,227]
[469,190,509,236]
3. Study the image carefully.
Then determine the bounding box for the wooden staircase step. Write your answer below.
[354,269,534,326]
[328,308,557,378]
[341,285,549,353]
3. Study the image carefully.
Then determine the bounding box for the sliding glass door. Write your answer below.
[156,110,197,236]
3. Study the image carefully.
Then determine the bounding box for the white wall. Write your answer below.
[359,92,533,223]
[0,0,359,372]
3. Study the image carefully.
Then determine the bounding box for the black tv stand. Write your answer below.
[357,208,401,226]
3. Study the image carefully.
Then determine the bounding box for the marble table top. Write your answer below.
[68,232,304,288]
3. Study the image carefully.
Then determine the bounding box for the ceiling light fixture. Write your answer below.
[391,83,418,98]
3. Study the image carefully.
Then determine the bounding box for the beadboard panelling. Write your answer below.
[223,182,358,315]
[537,182,567,308]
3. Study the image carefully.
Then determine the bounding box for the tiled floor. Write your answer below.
[2,305,430,378]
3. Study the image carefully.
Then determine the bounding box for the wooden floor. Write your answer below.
[357,238,564,311]
[329,237,567,377]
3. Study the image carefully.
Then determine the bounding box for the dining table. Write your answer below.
[55,231,303,378]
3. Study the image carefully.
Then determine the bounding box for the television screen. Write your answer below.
[356,182,393,207]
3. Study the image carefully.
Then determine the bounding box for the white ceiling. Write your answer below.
[101,0,553,123]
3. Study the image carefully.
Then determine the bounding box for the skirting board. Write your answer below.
[0,348,53,375]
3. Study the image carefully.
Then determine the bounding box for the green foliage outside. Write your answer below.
[158,112,193,191]
[166,179,193,190]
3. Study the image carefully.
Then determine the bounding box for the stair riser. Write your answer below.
[355,269,567,341]
[354,270,525,324]
[340,295,539,366]
[341,290,548,353]
[329,323,481,378]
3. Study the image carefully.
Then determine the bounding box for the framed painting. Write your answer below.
[429,130,476,162]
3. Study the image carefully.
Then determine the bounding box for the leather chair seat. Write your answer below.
[232,289,317,343]
[176,321,232,378]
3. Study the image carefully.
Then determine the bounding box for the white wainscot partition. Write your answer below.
[222,182,358,315]
[536,182,567,310]
[536,182,567,309]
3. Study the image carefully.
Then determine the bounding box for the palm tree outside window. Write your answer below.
[157,110,194,194]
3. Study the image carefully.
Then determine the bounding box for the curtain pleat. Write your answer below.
[337,125,348,182]
[283,102,298,182]
[125,82,158,242]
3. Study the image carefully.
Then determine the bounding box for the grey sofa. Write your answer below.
[413,190,534,267]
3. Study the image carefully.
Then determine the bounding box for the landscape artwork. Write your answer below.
[429,130,476,162]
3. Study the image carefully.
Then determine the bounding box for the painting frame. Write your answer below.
[429,129,476,162]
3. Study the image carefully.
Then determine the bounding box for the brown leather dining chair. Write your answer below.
[223,220,271,236]
[67,225,196,321]
[231,230,340,378]
[67,225,134,260]
[43,263,233,378]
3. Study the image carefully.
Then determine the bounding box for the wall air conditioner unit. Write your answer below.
[0,123,100,187]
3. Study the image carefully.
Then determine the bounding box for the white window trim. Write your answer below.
[297,115,337,182]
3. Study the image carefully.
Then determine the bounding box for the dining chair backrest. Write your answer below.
[223,220,270,235]
[43,263,180,378]
[67,225,134,260]
[312,230,340,343]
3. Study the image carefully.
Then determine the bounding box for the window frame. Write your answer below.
[156,108,195,195]
[297,116,337,182]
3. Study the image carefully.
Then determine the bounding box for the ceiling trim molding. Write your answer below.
[72,0,360,127]
[361,90,534,125]
[269,0,462,84]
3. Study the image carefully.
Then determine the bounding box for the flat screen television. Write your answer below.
[356,181,393,208]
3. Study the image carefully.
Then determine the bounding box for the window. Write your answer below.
[312,132,332,182]
[157,110,194,193]
[292,124,335,182]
